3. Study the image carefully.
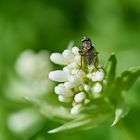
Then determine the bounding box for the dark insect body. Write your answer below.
[79,36,99,69]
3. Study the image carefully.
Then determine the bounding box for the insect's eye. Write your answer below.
[81,36,90,42]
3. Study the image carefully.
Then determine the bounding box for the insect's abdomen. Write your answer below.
[85,50,93,65]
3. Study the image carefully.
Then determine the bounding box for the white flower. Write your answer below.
[70,104,82,115]
[6,49,53,101]
[74,92,86,103]
[7,109,41,133]
[84,84,91,91]
[49,70,68,82]
[91,69,105,81]
[91,82,102,98]
[55,84,74,97]
[50,53,69,65]
[49,45,105,114]
[58,95,72,103]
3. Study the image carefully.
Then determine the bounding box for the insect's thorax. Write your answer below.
[82,41,93,65]
[82,40,92,50]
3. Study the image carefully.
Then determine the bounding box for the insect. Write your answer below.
[79,36,99,69]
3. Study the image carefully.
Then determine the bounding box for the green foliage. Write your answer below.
[0,0,140,139]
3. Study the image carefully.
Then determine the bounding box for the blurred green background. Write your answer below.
[0,0,140,140]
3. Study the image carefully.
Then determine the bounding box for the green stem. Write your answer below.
[115,122,136,140]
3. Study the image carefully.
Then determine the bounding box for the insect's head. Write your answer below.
[81,36,91,42]
[81,36,93,50]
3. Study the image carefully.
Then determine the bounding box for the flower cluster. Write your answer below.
[6,49,53,100]
[49,45,105,114]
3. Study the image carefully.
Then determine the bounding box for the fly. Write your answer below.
[79,36,99,69]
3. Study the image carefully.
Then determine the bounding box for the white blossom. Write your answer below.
[58,95,72,103]
[91,83,102,98]
[72,47,80,55]
[55,84,74,97]
[49,70,68,82]
[50,53,69,65]
[49,45,105,114]
[70,104,82,115]
[84,84,91,91]
[74,92,86,103]
[6,50,53,101]
[7,109,41,133]
[91,69,105,82]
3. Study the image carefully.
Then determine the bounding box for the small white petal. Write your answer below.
[74,92,86,103]
[49,70,68,82]
[88,65,95,72]
[55,85,74,97]
[77,70,86,78]
[92,69,105,82]
[92,82,102,94]
[72,47,80,55]
[63,66,72,73]
[64,82,74,89]
[58,95,72,102]
[68,75,82,86]
[74,55,81,65]
[7,109,40,133]
[50,53,69,65]
[62,49,74,62]
[87,73,93,79]
[69,62,79,69]
[84,84,91,91]
[71,68,83,75]
[71,104,82,115]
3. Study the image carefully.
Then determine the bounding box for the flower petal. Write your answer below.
[92,83,102,94]
[50,53,69,65]
[58,95,72,103]
[49,70,68,82]
[92,69,105,82]
[74,92,86,103]
[62,49,74,63]
[55,84,74,97]
[70,104,82,115]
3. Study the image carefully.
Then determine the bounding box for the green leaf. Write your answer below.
[48,98,115,133]
[104,53,117,86]
[111,103,129,126]
[114,66,140,92]
[80,98,114,115]
[24,97,74,123]
[48,112,113,133]
[109,66,140,105]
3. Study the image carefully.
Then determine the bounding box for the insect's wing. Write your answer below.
[91,47,99,68]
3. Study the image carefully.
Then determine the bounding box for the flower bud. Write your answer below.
[72,47,80,55]
[91,82,102,96]
[62,49,74,63]
[50,53,69,65]
[74,92,86,103]
[58,95,72,103]
[49,70,68,82]
[55,85,74,97]
[70,104,82,115]
[92,69,105,82]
